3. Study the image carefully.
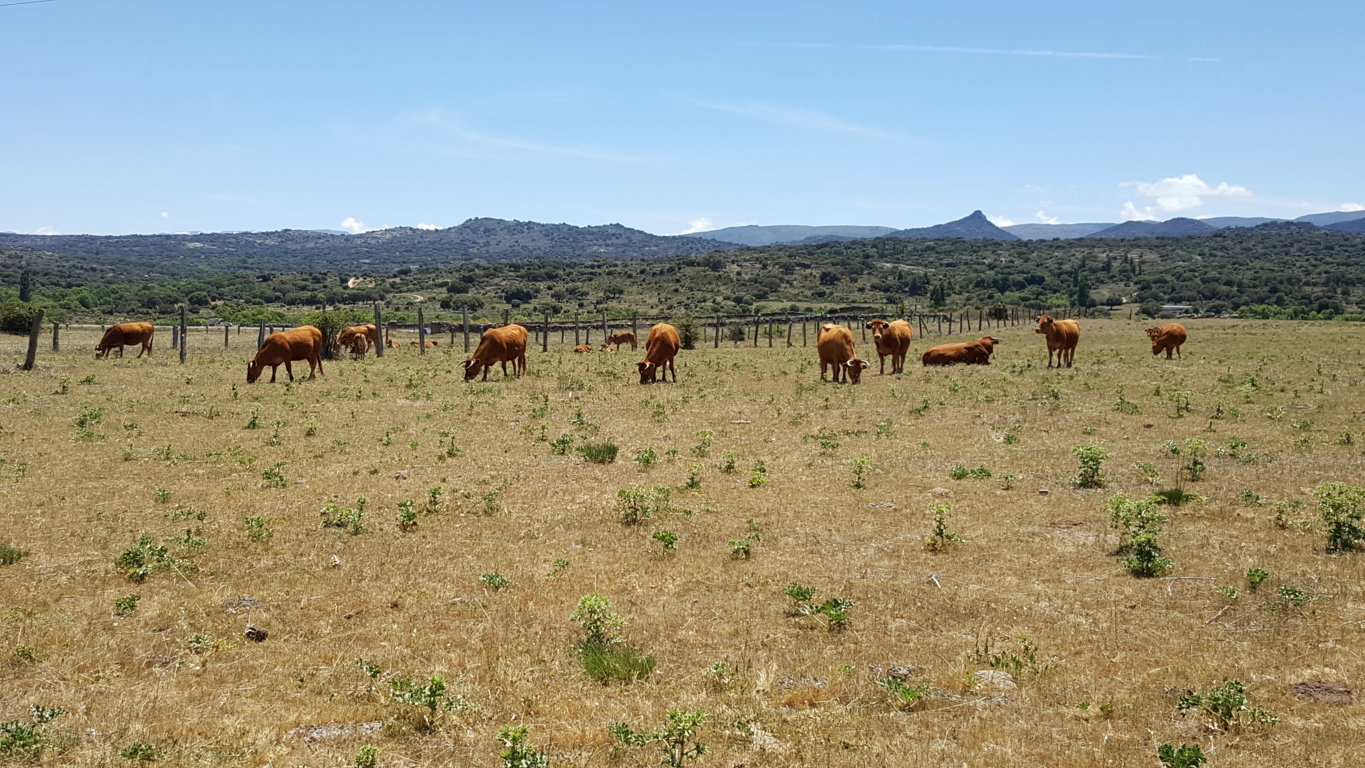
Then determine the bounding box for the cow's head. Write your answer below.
[94,346,107,360]
[600,343,611,351]
[637,361,656,385]
[462,358,482,381]
[843,358,870,384]
[866,318,888,342]
[1144,326,1160,339]
[246,360,263,384]
[1034,315,1054,334]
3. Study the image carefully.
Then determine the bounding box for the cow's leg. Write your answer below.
[269,364,279,383]
[668,359,676,382]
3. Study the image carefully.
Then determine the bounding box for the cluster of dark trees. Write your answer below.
[3,227,1363,328]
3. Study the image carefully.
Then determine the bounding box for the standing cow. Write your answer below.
[1146,323,1187,359]
[637,323,679,384]
[463,324,528,381]
[601,332,637,352]
[865,318,913,374]
[335,324,379,357]
[247,326,323,383]
[95,321,155,359]
[921,337,999,366]
[817,324,870,384]
[1035,315,1080,368]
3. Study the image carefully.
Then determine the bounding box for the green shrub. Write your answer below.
[1314,481,1365,552]
[1177,678,1277,730]
[579,441,618,464]
[1072,445,1107,488]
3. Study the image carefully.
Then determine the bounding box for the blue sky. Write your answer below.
[3,0,1361,236]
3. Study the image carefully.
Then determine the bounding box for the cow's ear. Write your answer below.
[864,322,873,329]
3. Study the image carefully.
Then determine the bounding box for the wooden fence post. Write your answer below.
[631,314,638,344]
[786,319,793,347]
[802,317,807,346]
[224,325,230,348]
[601,310,608,342]
[463,307,470,352]
[417,307,426,355]
[257,324,265,348]
[22,309,43,370]
[179,305,187,364]
[51,322,59,352]
[373,303,384,358]
[170,324,179,349]
[574,312,580,346]
[714,315,720,349]
[542,312,549,353]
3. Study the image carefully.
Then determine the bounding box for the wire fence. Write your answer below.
[2,304,1104,364]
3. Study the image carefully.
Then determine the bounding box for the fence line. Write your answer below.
[9,305,1108,367]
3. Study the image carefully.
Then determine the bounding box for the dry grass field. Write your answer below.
[1,319,1363,767]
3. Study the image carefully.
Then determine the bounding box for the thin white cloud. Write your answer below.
[1035,210,1061,225]
[1121,202,1157,222]
[687,98,913,142]
[988,215,1015,227]
[416,223,441,230]
[405,111,643,164]
[339,217,369,235]
[160,211,169,219]
[672,217,715,235]
[1121,174,1251,213]
[870,43,1154,60]
[34,226,60,236]
[1338,203,1364,212]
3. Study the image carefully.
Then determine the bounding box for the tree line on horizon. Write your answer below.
[3,227,1363,333]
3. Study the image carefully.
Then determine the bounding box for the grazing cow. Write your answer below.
[921,337,1000,366]
[95,321,155,359]
[247,325,323,383]
[335,324,378,357]
[572,344,594,354]
[1146,323,1187,359]
[463,324,528,381]
[1035,315,1080,368]
[637,323,680,384]
[601,332,637,352]
[817,324,870,384]
[865,318,913,374]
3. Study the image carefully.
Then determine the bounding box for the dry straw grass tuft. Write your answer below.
[1,319,1362,766]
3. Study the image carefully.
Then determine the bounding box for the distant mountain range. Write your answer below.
[685,210,1365,244]
[0,218,739,279]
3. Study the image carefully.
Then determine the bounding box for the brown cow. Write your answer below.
[342,334,368,360]
[335,324,378,357]
[385,338,400,349]
[865,318,913,374]
[1146,323,1187,359]
[463,324,528,381]
[247,325,323,383]
[409,340,438,349]
[572,344,594,354]
[817,324,870,384]
[921,337,999,366]
[601,332,637,352]
[95,321,155,359]
[1035,315,1080,368]
[637,323,680,384]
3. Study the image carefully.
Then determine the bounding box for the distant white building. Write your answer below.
[1160,305,1195,316]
